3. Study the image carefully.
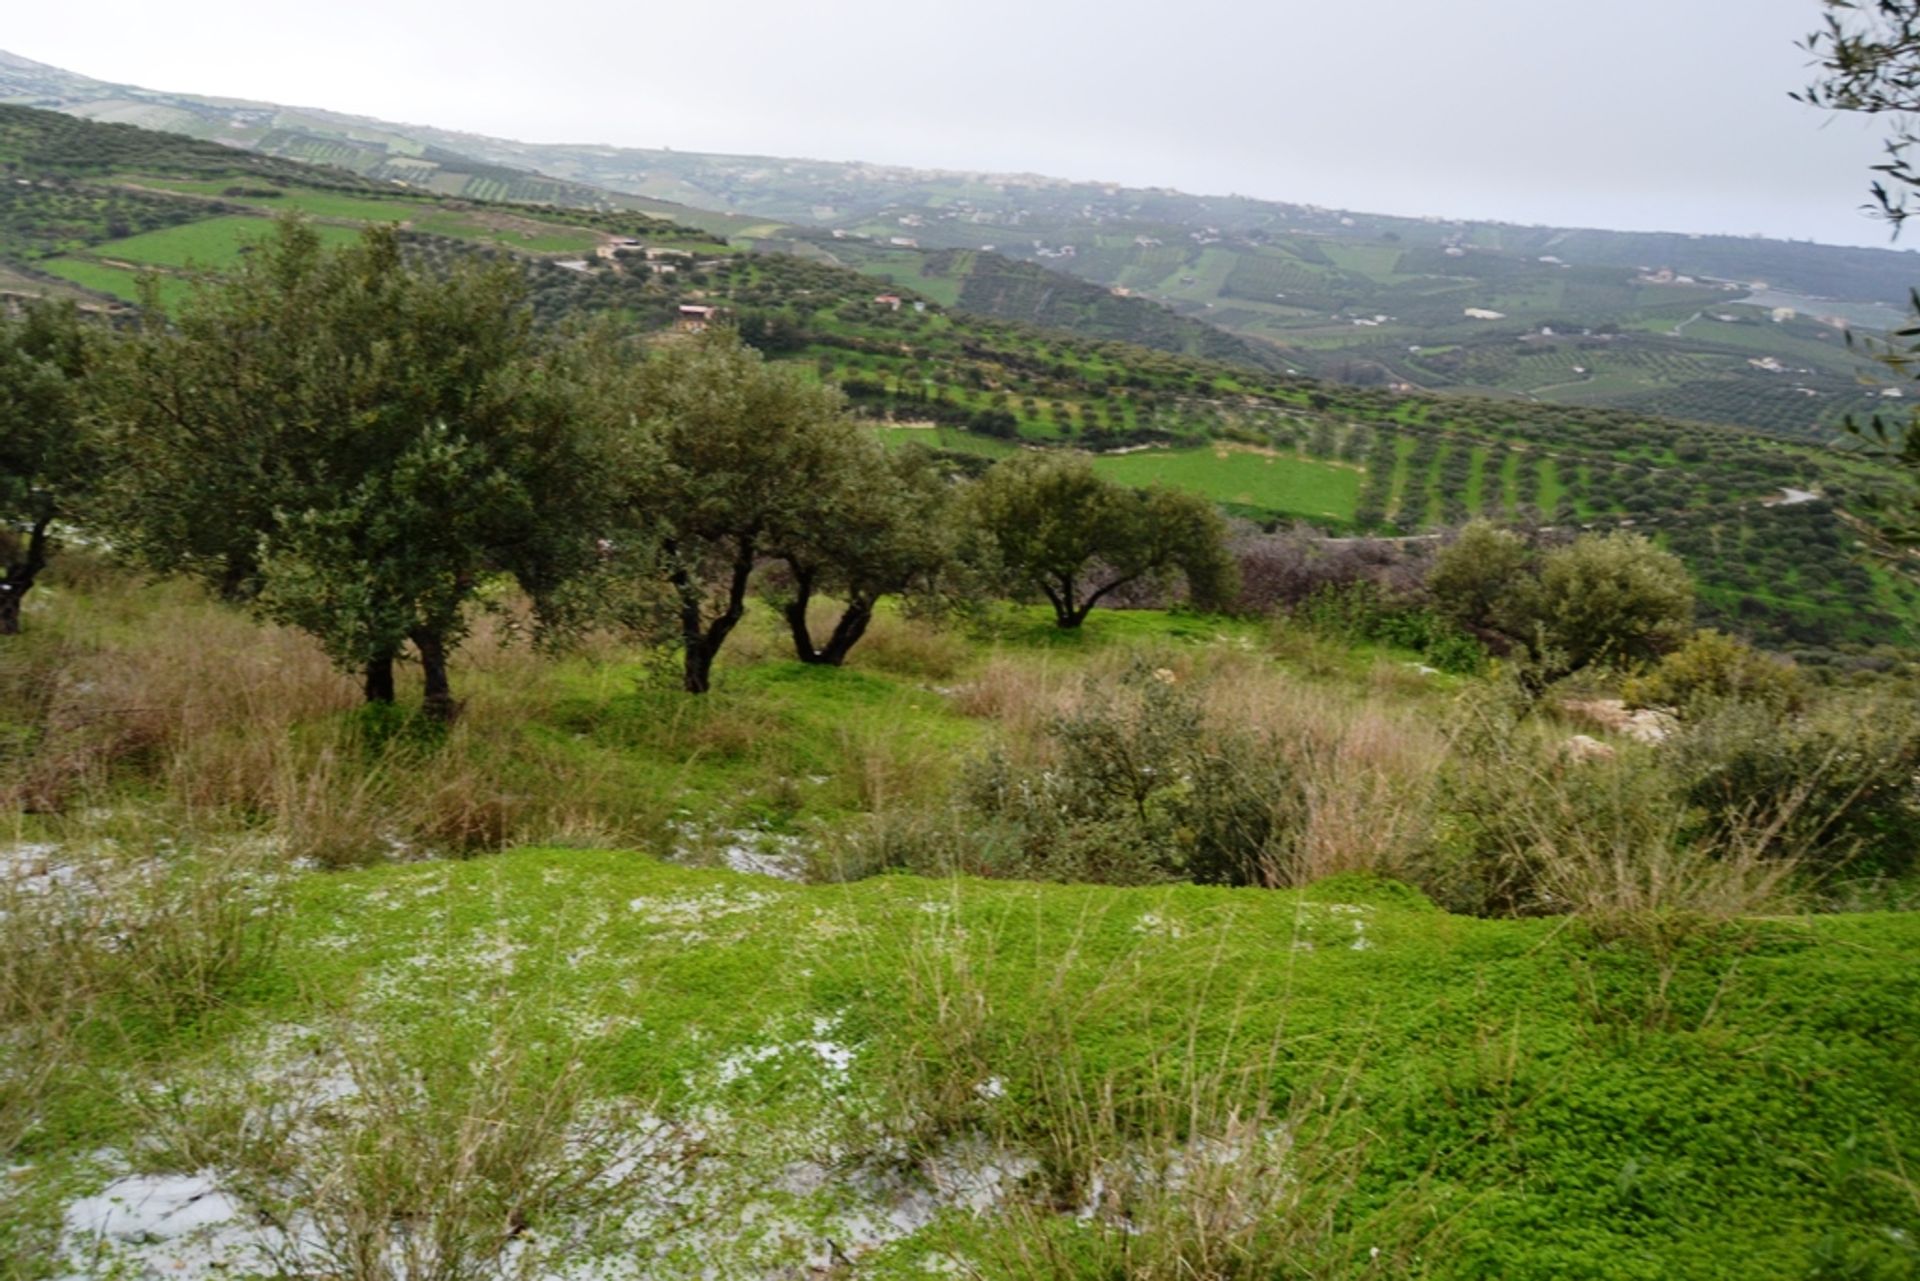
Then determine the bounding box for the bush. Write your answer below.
[1230,528,1432,614]
[1623,629,1806,716]
[1428,519,1531,634]
[1661,696,1920,881]
[1436,692,1692,917]
[1294,582,1489,675]
[1520,532,1694,672]
[1434,682,1803,927]
[961,660,1303,886]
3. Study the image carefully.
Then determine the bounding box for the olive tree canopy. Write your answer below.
[971,452,1236,629]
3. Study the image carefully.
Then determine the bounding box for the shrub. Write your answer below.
[1230,528,1431,615]
[1435,683,1802,926]
[1519,532,1694,673]
[1428,519,1531,634]
[961,660,1303,886]
[1623,629,1806,716]
[1661,696,1920,881]
[1294,582,1489,675]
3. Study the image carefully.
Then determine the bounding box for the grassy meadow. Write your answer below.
[73,214,364,269]
[1090,446,1364,523]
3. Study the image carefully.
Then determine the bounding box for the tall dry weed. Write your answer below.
[1200,659,1445,885]
[848,609,971,680]
[3,583,356,813]
[1441,688,1809,929]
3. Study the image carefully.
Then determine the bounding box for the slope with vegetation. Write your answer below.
[0,100,1915,660]
[4,547,1920,1278]
[5,48,1908,434]
[1,86,1919,1279]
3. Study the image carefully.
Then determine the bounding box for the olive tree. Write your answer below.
[0,301,94,636]
[971,452,1235,629]
[103,219,599,720]
[1517,531,1695,673]
[1798,3,1920,540]
[617,330,858,692]
[1798,0,1920,230]
[767,442,966,665]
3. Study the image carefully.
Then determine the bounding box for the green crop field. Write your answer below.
[226,187,424,224]
[79,214,361,268]
[1091,446,1363,522]
[871,424,1019,457]
[37,257,190,309]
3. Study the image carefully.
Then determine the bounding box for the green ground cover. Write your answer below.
[10,844,1916,1278]
[1090,446,1363,522]
[79,214,360,268]
[36,257,190,309]
[871,424,1019,456]
[127,182,428,225]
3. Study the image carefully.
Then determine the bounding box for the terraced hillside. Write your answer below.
[2,102,1916,654]
[3,50,1911,435]
[0,104,716,309]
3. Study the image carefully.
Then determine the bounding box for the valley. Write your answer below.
[3,48,1912,437]
[2,101,1914,656]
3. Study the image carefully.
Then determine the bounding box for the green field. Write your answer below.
[128,180,423,224]
[80,214,362,268]
[98,179,604,256]
[36,257,190,309]
[1091,445,1363,521]
[410,210,599,255]
[871,424,1019,457]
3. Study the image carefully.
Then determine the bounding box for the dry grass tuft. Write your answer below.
[3,584,356,813]
[849,610,972,680]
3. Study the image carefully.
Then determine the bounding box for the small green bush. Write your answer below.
[1428,519,1531,633]
[1662,696,1920,880]
[1295,582,1488,674]
[1521,532,1695,673]
[961,661,1303,886]
[1623,629,1806,716]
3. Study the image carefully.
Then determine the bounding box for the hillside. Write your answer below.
[0,53,1286,377]
[4,58,1920,1281]
[0,102,1916,655]
[3,573,1918,1280]
[4,49,1908,435]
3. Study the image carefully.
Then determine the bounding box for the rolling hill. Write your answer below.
[1,100,1916,657]
[4,48,1910,437]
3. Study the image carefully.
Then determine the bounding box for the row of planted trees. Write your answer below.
[0,220,1237,715]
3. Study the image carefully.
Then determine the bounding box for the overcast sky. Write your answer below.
[6,0,1905,248]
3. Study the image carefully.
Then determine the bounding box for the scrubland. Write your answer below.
[4,558,1919,1279]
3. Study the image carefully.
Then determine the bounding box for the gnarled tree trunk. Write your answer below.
[0,507,54,637]
[673,538,756,695]
[410,628,456,723]
[1046,572,1139,629]
[363,654,397,705]
[781,564,877,666]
